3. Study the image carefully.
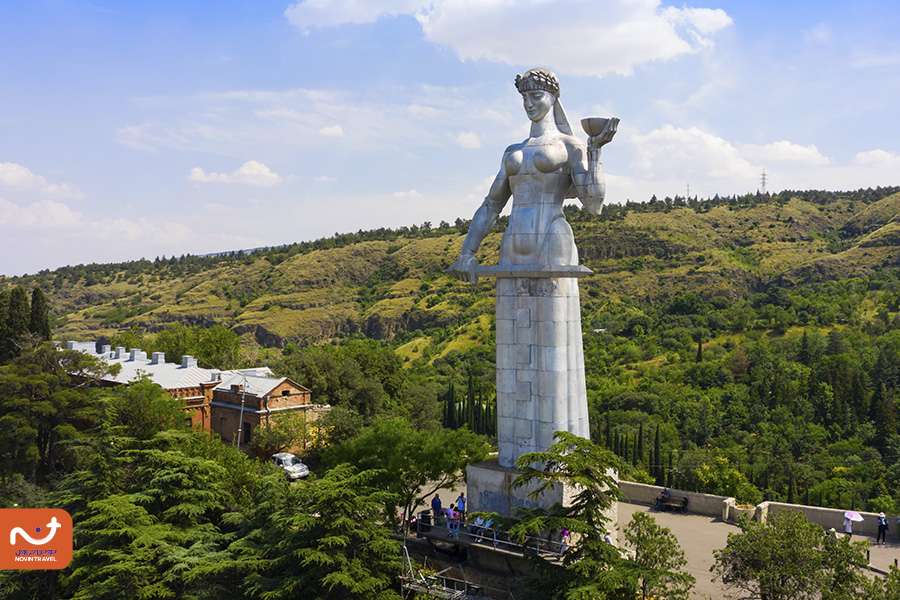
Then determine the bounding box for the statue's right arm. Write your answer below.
[447,161,511,283]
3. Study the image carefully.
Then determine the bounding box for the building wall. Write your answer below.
[169,383,216,431]
[266,381,312,409]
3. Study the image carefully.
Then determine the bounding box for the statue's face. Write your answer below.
[522,90,554,122]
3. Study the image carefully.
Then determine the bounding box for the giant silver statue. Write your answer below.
[448,68,618,468]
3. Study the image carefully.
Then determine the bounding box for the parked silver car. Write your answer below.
[271,452,309,480]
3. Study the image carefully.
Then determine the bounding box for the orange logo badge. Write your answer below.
[0,509,73,570]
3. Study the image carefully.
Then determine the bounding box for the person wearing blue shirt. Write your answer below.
[431,494,443,527]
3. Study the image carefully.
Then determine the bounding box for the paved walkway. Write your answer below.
[423,482,900,598]
[618,502,735,599]
[619,502,900,599]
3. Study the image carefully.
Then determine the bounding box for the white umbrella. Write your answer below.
[844,510,863,522]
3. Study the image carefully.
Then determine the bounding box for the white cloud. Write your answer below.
[740,140,830,166]
[0,162,85,199]
[661,6,732,35]
[188,160,283,186]
[455,131,481,149]
[115,86,516,160]
[465,175,497,202]
[631,124,756,181]
[419,0,732,77]
[318,124,344,137]
[286,0,732,77]
[0,197,83,227]
[0,194,270,276]
[852,149,900,169]
[803,23,833,46]
[314,175,337,182]
[393,189,422,200]
[284,0,424,31]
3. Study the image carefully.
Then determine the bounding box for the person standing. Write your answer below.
[843,516,853,539]
[449,508,461,539]
[456,492,466,521]
[445,505,456,537]
[431,494,443,528]
[877,512,889,545]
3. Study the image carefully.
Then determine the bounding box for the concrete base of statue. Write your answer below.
[467,458,569,517]
[467,458,618,543]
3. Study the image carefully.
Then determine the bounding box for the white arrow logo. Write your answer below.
[10,517,62,545]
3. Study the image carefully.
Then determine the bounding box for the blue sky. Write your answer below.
[1,0,899,276]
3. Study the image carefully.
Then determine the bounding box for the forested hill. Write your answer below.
[7,186,900,512]
[3,187,900,350]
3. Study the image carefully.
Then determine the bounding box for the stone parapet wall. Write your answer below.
[620,479,900,538]
[762,502,899,537]
[618,481,729,520]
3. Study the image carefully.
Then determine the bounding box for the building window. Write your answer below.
[242,422,252,445]
[184,417,193,429]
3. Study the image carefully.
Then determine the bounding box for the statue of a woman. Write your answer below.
[448,68,617,468]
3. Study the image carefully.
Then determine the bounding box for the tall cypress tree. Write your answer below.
[666,451,673,488]
[29,287,51,341]
[3,286,29,361]
[654,426,663,485]
[0,290,9,363]
[637,423,644,466]
[605,410,612,449]
[465,371,477,430]
[871,382,897,451]
[444,382,457,429]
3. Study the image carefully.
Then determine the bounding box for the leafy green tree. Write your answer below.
[235,464,402,600]
[107,375,186,440]
[0,343,112,483]
[325,417,489,533]
[108,323,146,354]
[397,381,442,431]
[195,324,241,369]
[623,511,694,600]
[29,287,51,341]
[250,410,309,455]
[864,565,900,599]
[692,455,762,505]
[2,286,30,361]
[151,322,199,364]
[507,432,630,599]
[58,429,260,600]
[712,509,869,600]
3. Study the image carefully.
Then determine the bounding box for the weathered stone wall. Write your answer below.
[618,480,729,520]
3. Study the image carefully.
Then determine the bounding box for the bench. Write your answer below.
[659,495,690,513]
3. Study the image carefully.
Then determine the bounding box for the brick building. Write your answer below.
[65,341,328,449]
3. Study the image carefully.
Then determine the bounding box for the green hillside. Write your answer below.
[4,187,899,353]
[6,185,900,514]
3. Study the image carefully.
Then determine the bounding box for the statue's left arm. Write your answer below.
[569,118,618,216]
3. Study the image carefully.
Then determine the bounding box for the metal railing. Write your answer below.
[415,511,568,558]
[400,545,516,600]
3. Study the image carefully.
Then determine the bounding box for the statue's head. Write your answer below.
[515,68,560,98]
[515,68,574,134]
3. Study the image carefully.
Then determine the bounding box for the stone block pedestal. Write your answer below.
[467,458,618,541]
[467,458,574,517]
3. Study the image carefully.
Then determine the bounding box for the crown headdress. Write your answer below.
[515,69,560,97]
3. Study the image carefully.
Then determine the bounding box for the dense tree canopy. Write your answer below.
[712,509,870,600]
[324,417,490,532]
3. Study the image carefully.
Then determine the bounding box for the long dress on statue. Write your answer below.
[493,135,590,469]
